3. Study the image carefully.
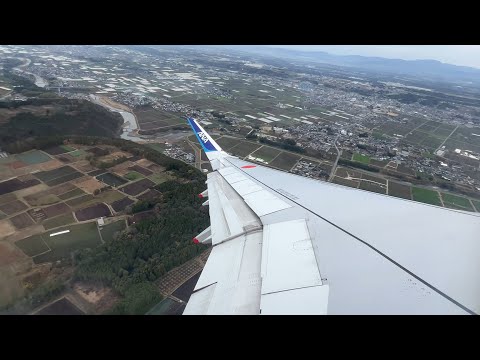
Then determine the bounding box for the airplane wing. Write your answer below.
[183,117,480,315]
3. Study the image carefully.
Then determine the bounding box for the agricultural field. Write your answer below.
[148,172,171,184]
[0,143,179,277]
[214,136,243,151]
[124,171,144,181]
[0,200,28,216]
[228,140,262,158]
[269,152,302,170]
[43,213,76,230]
[44,144,77,156]
[10,212,35,229]
[129,165,152,176]
[249,146,282,163]
[137,189,161,201]
[111,197,134,212]
[352,153,370,164]
[66,194,95,208]
[75,203,111,221]
[135,107,184,131]
[36,297,84,315]
[96,172,127,187]
[16,150,52,165]
[332,176,360,188]
[17,222,103,264]
[146,143,167,153]
[119,178,155,196]
[441,193,475,211]
[472,200,480,212]
[359,181,386,194]
[100,220,126,242]
[58,188,85,200]
[388,181,412,200]
[412,187,442,206]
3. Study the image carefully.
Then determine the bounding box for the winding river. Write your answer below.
[88,95,143,142]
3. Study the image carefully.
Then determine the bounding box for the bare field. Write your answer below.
[0,219,16,238]
[75,178,105,194]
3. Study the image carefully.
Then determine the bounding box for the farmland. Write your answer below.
[441,193,475,211]
[352,153,371,164]
[412,187,443,206]
[0,140,204,314]
[135,107,184,131]
[388,181,412,200]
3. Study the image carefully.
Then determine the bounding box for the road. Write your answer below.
[186,138,209,170]
[328,136,342,181]
[435,125,459,153]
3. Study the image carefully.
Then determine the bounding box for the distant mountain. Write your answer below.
[208,46,480,84]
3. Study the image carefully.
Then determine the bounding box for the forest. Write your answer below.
[74,180,210,314]
[0,100,123,149]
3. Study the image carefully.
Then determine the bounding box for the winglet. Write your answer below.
[187,117,223,153]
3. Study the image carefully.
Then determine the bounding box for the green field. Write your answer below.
[215,136,243,150]
[15,234,49,257]
[124,171,144,181]
[441,193,474,211]
[249,146,281,163]
[16,150,51,165]
[33,222,102,264]
[69,149,86,157]
[352,153,370,165]
[148,172,171,184]
[61,145,76,152]
[100,220,126,242]
[412,187,442,206]
[58,188,85,200]
[146,143,167,153]
[472,200,480,212]
[229,141,262,158]
[42,213,76,230]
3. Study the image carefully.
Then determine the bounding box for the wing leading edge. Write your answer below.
[184,117,480,315]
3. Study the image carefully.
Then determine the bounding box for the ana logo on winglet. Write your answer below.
[198,132,209,144]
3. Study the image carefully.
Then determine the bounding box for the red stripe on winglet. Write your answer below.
[193,238,199,244]
[198,194,203,198]
[241,165,256,169]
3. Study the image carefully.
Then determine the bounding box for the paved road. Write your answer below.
[435,125,459,153]
[328,136,342,181]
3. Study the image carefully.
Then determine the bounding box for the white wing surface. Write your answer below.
[184,118,480,315]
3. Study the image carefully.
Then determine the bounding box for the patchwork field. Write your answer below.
[0,143,177,281]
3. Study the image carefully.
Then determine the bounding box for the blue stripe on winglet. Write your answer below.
[187,117,217,152]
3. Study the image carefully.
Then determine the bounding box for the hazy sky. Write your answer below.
[267,45,480,69]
